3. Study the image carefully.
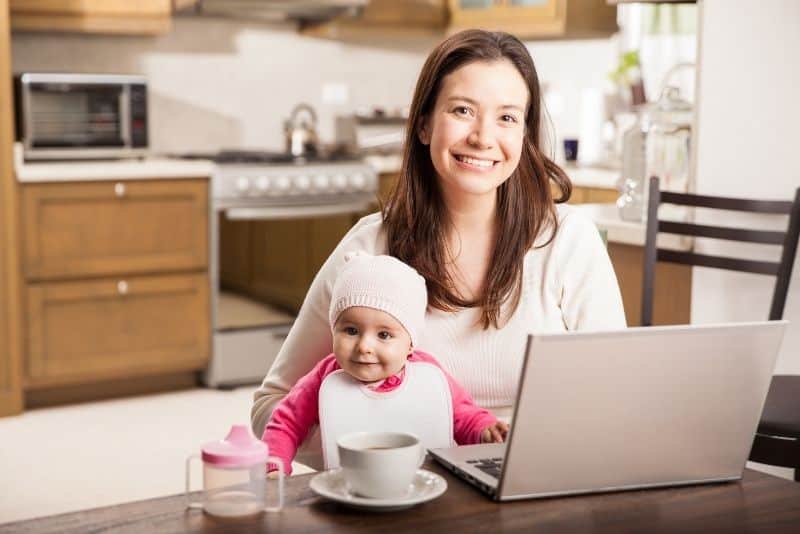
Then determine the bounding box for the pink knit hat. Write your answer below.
[329,251,428,345]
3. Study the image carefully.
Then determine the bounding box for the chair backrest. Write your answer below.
[641,176,800,326]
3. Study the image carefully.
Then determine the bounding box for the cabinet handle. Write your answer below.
[114,182,126,197]
[117,280,129,295]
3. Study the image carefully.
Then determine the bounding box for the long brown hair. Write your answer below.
[382,29,571,329]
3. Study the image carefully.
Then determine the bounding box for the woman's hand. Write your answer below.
[267,470,282,480]
[480,421,509,443]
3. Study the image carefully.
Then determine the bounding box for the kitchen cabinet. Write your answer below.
[26,273,209,387]
[449,0,617,39]
[607,242,691,326]
[22,180,208,280]
[9,0,197,35]
[304,0,616,41]
[567,185,617,204]
[0,0,23,417]
[19,179,210,403]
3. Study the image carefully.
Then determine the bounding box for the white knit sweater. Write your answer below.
[251,204,627,437]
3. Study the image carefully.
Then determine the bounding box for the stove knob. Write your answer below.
[295,175,311,192]
[255,176,271,193]
[349,173,367,190]
[235,176,251,194]
[331,174,348,191]
[313,174,330,191]
[274,176,291,193]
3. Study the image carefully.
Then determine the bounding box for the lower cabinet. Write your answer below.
[26,273,210,387]
[607,243,692,327]
[17,178,211,406]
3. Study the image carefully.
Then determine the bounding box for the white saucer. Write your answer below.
[309,468,447,511]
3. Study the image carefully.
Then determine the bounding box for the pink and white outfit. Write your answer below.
[264,349,497,474]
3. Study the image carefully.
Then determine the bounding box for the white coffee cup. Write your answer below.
[337,431,424,499]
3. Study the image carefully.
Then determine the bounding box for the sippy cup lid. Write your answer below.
[201,424,269,467]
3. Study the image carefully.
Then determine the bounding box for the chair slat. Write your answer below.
[656,249,780,275]
[660,191,793,214]
[658,221,786,244]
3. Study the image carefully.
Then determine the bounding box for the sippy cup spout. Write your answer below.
[225,424,258,446]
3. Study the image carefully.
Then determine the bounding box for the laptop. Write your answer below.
[428,321,788,501]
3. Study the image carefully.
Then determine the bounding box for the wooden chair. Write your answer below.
[641,176,800,481]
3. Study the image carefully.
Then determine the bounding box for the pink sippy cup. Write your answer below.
[185,424,285,517]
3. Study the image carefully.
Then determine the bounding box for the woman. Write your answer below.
[251,30,626,465]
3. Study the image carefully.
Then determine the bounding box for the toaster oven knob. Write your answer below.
[274,176,291,192]
[331,174,347,191]
[313,174,330,191]
[235,177,251,194]
[349,173,367,190]
[255,176,271,192]
[295,175,311,191]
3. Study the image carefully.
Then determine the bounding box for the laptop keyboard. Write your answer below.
[467,457,504,479]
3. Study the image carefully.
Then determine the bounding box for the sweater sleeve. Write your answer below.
[554,208,627,331]
[263,354,339,475]
[251,213,386,438]
[412,351,497,445]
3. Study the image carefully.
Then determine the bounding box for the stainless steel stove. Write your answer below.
[195,149,379,387]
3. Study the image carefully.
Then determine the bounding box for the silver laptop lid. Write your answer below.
[499,321,787,499]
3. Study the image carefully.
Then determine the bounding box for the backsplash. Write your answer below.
[11,17,614,156]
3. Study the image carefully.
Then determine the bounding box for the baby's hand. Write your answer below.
[480,421,509,443]
[267,470,282,480]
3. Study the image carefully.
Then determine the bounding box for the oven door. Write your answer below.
[204,197,375,388]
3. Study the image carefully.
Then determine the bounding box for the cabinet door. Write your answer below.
[22,179,208,280]
[449,0,560,32]
[10,0,172,34]
[26,273,210,386]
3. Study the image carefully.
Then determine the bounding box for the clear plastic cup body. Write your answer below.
[202,462,266,518]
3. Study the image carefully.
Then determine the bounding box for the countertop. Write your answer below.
[574,202,691,250]
[364,154,620,190]
[13,145,214,183]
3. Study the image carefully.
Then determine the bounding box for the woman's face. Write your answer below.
[419,59,529,204]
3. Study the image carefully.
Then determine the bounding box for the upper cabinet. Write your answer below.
[9,0,198,35]
[305,0,617,41]
[449,0,616,39]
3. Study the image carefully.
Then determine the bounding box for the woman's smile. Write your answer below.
[452,152,499,171]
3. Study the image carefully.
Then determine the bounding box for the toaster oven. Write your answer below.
[14,73,148,161]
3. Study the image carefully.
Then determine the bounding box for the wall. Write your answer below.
[692,0,800,373]
[10,16,614,156]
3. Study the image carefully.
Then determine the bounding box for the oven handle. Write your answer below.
[224,201,374,220]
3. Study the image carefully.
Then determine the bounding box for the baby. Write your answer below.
[263,252,508,475]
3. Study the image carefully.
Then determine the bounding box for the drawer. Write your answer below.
[25,273,210,386]
[22,179,208,280]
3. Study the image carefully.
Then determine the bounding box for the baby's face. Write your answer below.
[332,306,412,383]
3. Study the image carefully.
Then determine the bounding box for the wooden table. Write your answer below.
[5,465,800,533]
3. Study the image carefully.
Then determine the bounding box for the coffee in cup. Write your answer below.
[337,432,424,499]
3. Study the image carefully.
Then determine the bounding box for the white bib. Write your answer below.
[318,361,454,469]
